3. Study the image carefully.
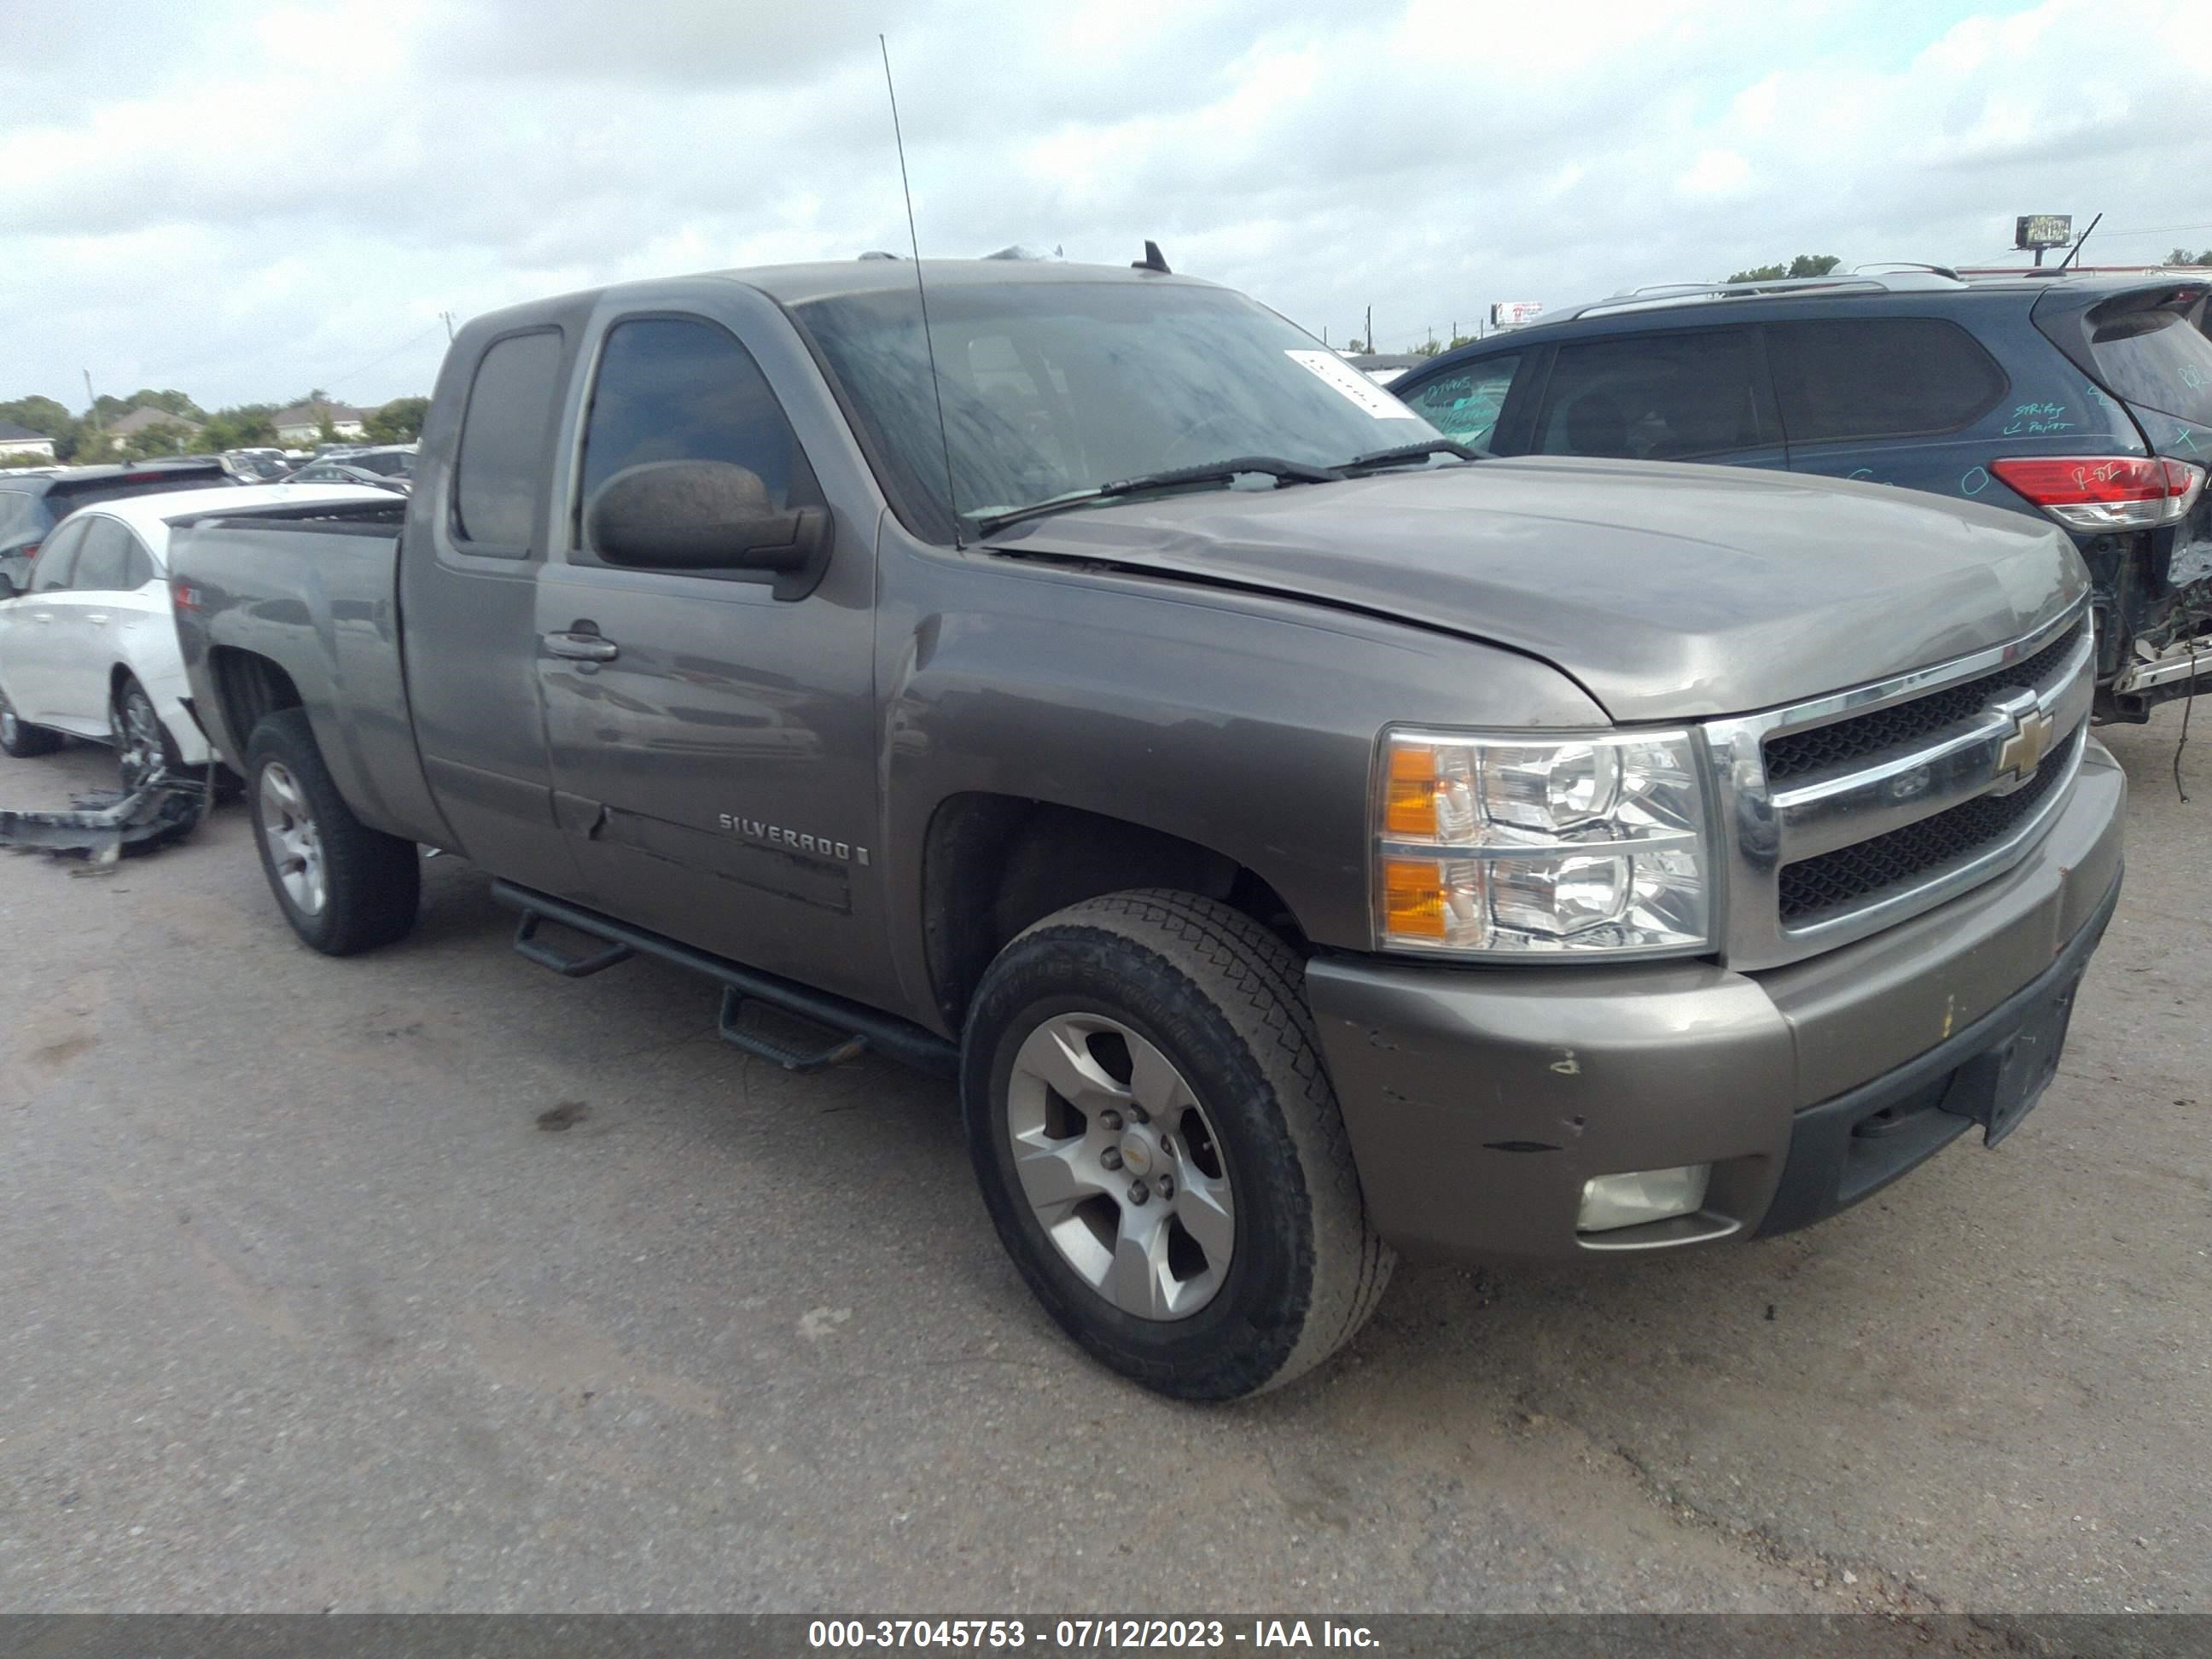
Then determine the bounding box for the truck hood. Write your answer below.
[992,457,2085,721]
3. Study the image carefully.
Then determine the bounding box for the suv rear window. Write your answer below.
[2087,306,2212,426]
[1768,319,2007,443]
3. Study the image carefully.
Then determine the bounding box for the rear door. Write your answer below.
[1525,327,1784,470]
[46,515,140,729]
[400,308,592,897]
[533,301,887,1002]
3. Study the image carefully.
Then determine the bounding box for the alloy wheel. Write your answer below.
[256,761,328,915]
[1005,1013,1236,1321]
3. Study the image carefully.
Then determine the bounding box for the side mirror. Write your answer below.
[587,460,832,600]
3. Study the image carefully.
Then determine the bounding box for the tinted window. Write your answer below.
[347,449,411,477]
[2088,306,2212,426]
[0,487,46,543]
[578,317,812,527]
[1537,330,1767,460]
[123,539,157,590]
[1769,319,2006,443]
[1400,355,1520,449]
[30,517,90,592]
[454,330,562,547]
[71,518,134,591]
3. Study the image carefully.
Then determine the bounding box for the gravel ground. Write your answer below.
[0,712,2205,1618]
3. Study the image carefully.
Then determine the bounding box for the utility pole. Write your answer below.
[1365,304,1372,354]
[82,369,102,454]
[440,311,456,341]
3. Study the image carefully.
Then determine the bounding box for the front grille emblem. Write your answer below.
[1989,690,2056,795]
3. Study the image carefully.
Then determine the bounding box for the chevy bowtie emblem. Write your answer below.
[1991,692,2056,793]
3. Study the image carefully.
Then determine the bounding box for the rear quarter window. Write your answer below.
[1768,318,2008,443]
[2089,307,2212,426]
[454,329,563,550]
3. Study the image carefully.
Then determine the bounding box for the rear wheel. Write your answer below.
[114,677,179,792]
[962,889,1393,1400]
[246,708,419,955]
[0,688,61,758]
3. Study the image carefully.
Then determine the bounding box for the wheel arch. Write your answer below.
[919,791,1302,1033]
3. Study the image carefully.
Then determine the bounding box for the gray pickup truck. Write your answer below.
[169,258,2124,1400]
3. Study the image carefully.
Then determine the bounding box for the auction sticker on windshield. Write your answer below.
[1284,350,1420,420]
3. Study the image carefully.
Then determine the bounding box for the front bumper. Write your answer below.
[1306,739,2127,1263]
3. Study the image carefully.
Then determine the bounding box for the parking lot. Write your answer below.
[0,711,2205,1617]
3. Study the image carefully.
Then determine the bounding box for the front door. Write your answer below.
[534,311,885,1004]
[0,515,91,725]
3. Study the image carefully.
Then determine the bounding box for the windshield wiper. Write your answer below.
[1338,438,1483,474]
[973,456,1346,538]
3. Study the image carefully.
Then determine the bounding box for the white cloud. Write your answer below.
[2,0,2209,409]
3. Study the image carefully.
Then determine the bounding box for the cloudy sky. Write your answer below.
[3,0,2209,414]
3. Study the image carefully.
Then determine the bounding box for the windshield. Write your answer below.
[2090,305,2212,425]
[793,279,1441,538]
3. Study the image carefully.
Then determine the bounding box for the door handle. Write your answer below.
[31,612,51,624]
[83,612,110,626]
[544,631,619,661]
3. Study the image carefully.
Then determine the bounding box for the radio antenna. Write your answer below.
[880,35,963,548]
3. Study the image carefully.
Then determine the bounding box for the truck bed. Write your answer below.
[169,500,449,846]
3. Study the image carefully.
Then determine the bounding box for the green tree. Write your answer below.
[117,421,199,461]
[199,405,280,451]
[0,394,76,439]
[91,387,205,423]
[364,396,429,444]
[1726,253,1842,282]
[1447,334,1479,351]
[2168,247,2212,267]
[1345,337,1367,352]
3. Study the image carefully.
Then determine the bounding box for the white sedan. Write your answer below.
[0,484,394,783]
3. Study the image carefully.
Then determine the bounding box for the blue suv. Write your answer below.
[1389,270,2212,720]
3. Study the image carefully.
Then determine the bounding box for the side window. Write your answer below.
[454,329,563,550]
[1537,330,1767,461]
[1768,319,2007,443]
[577,316,818,552]
[69,519,133,591]
[1400,355,1521,449]
[28,517,89,592]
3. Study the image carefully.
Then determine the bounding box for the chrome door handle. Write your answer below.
[83,612,110,626]
[544,631,619,661]
[31,612,51,624]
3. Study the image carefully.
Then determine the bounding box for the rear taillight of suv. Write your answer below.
[1990,455,2205,531]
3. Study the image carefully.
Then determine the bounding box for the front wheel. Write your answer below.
[245,708,420,955]
[0,687,62,758]
[962,889,1393,1400]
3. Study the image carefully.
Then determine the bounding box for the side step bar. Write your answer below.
[492,881,959,1079]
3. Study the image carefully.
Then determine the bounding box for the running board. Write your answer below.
[718,987,870,1074]
[491,881,958,1078]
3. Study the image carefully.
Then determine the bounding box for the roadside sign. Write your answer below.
[1490,301,1544,329]
[2015,215,2073,251]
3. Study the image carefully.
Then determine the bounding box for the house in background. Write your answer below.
[102,405,205,454]
[271,400,366,444]
[0,420,57,461]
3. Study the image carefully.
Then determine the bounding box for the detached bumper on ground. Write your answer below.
[1307,740,2128,1263]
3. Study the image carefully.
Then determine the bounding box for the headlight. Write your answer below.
[1375,728,1712,957]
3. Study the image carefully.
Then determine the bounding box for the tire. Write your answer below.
[244,707,420,955]
[113,676,181,791]
[962,889,1394,1400]
[0,687,62,757]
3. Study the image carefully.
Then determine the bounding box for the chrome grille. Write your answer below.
[1762,620,2087,783]
[1776,727,2081,923]
[1703,602,2094,971]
